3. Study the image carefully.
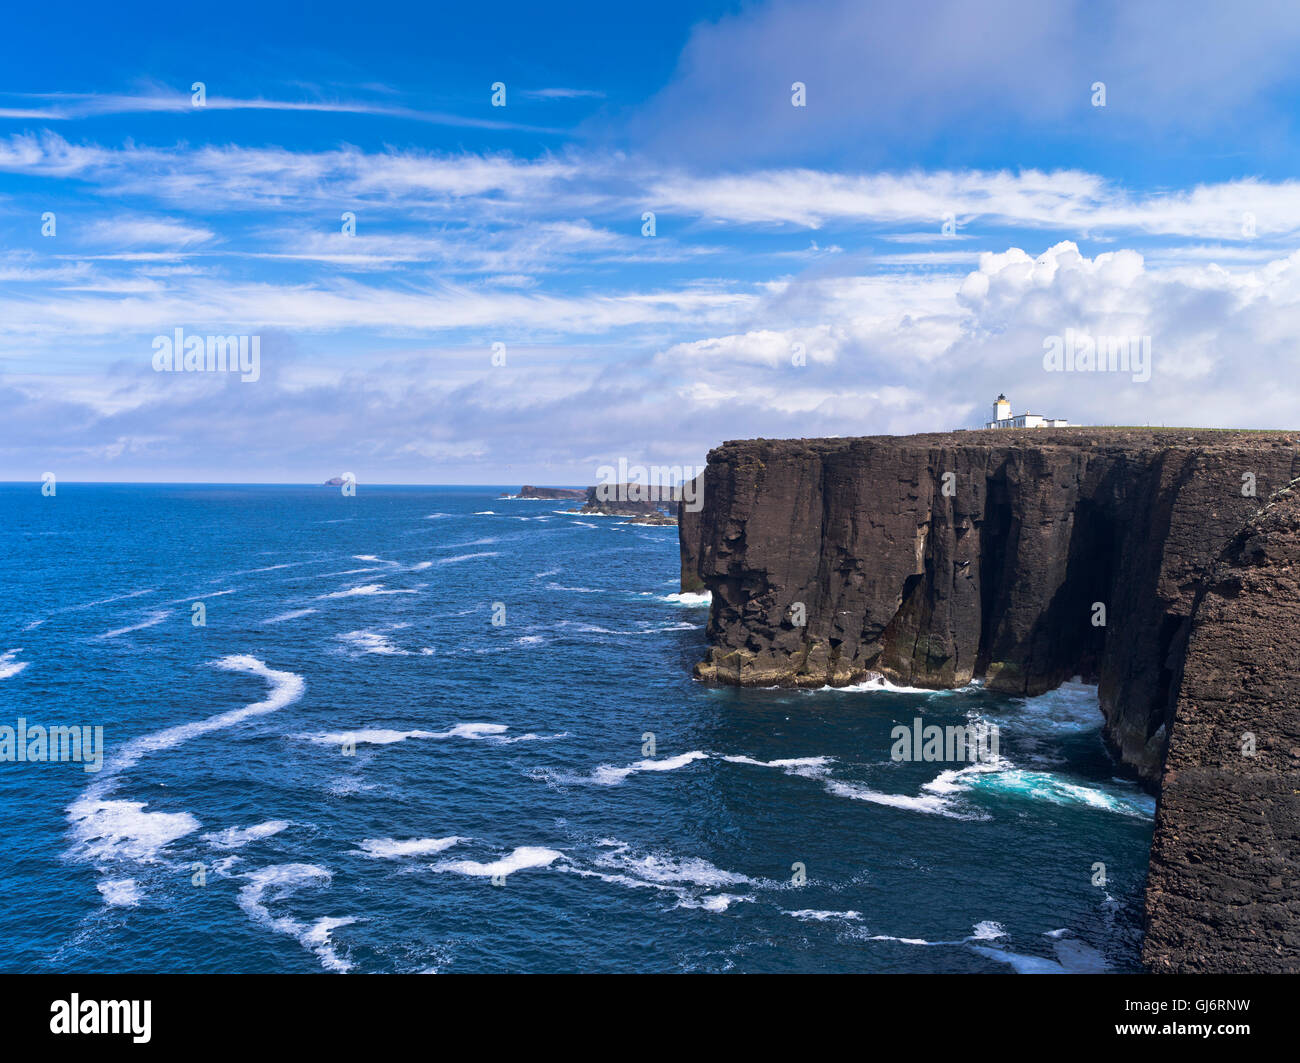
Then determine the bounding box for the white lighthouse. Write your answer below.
[984,393,1069,429]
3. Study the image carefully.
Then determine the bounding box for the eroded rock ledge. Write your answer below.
[679,428,1300,971]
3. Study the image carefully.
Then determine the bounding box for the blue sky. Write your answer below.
[5,0,1300,482]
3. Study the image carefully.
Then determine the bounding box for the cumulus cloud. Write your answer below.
[7,241,1300,482]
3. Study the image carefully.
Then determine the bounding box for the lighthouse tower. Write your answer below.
[992,394,1011,424]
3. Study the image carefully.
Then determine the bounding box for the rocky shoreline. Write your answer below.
[678,428,1300,972]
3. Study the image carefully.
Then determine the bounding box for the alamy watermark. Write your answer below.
[1043,329,1150,383]
[50,994,150,1043]
[1,719,103,772]
[152,328,261,382]
[594,458,704,512]
[891,717,1000,764]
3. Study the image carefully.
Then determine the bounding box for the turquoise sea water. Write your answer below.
[0,484,1154,972]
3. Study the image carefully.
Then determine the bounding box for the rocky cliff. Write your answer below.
[679,428,1300,971]
[1142,483,1300,972]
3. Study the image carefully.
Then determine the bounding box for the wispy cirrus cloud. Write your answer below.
[520,88,606,100]
[0,90,569,133]
[7,133,1300,246]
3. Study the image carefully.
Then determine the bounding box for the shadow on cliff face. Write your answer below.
[994,494,1118,696]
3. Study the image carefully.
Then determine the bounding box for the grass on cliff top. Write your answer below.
[1097,426,1293,432]
[1008,425,1293,432]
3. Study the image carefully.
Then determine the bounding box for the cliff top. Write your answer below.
[711,427,1300,461]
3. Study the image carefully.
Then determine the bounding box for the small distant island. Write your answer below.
[503,484,681,524]
[503,485,587,499]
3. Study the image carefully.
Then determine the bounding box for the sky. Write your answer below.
[5,0,1300,483]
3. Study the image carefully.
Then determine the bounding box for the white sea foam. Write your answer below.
[998,680,1106,735]
[296,722,514,746]
[971,931,1108,973]
[102,656,305,777]
[562,840,755,912]
[434,846,564,878]
[820,777,976,817]
[164,588,239,604]
[50,588,158,616]
[560,620,701,636]
[596,848,751,889]
[692,893,751,912]
[203,820,291,849]
[299,728,439,746]
[500,731,568,743]
[67,656,305,866]
[317,583,417,599]
[659,591,712,607]
[317,567,386,577]
[68,798,201,863]
[223,562,297,576]
[440,537,500,549]
[563,745,1002,821]
[438,552,500,565]
[441,722,510,739]
[862,920,1007,947]
[0,648,29,679]
[94,609,174,640]
[326,776,378,796]
[355,836,464,859]
[336,629,410,656]
[785,909,863,922]
[587,750,710,785]
[237,863,356,972]
[97,878,142,907]
[726,751,989,819]
[831,675,949,695]
[262,608,317,624]
[722,755,831,772]
[544,750,826,788]
[960,768,1156,819]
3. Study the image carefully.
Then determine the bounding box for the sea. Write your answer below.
[0,484,1155,973]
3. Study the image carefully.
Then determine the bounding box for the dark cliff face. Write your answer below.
[679,427,1300,971]
[1143,486,1300,972]
[678,474,706,593]
[679,429,1300,785]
